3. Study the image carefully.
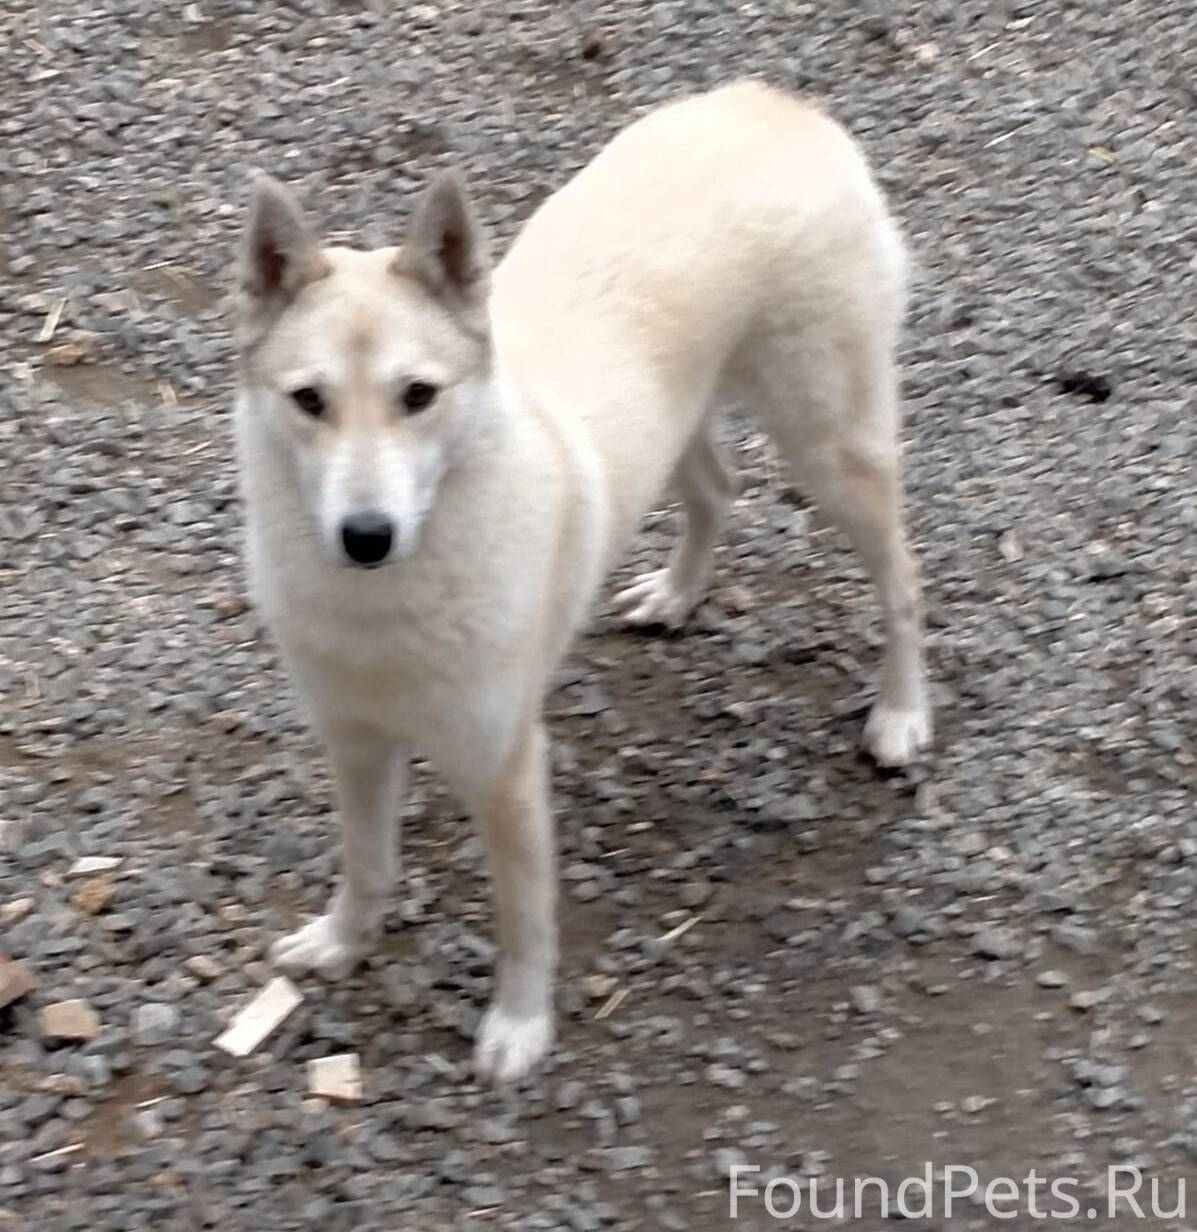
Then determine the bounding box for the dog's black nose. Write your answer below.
[340,513,394,566]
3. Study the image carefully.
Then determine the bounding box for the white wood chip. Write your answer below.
[307,1053,362,1103]
[31,1143,83,1166]
[214,976,302,1057]
[67,856,122,877]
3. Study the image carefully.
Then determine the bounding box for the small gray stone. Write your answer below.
[706,1063,747,1090]
[404,1100,460,1132]
[131,1106,165,1139]
[477,1117,520,1145]
[1091,1064,1127,1088]
[971,928,1021,960]
[1052,923,1098,955]
[712,1147,749,1178]
[1087,1087,1123,1110]
[170,1065,208,1095]
[614,1095,641,1126]
[892,905,931,938]
[572,880,602,903]
[557,1080,585,1112]
[602,1145,653,1171]
[132,1002,180,1046]
[464,1183,504,1207]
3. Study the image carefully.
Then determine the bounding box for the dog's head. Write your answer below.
[236,171,492,568]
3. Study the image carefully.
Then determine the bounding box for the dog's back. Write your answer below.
[491,80,905,546]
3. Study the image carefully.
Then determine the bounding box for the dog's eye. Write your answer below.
[401,381,439,413]
[290,386,326,418]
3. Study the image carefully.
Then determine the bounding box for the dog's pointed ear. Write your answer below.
[393,170,489,309]
[240,172,328,303]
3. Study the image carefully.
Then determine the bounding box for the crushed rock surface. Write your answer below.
[1,1,1195,1229]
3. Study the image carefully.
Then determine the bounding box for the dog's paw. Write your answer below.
[614,569,697,629]
[474,1006,554,1084]
[863,703,932,768]
[271,915,371,982]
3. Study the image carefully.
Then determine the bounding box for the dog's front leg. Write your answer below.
[473,719,557,1083]
[272,726,407,981]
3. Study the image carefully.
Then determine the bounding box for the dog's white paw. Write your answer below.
[863,703,932,768]
[474,1006,554,1084]
[271,915,371,981]
[615,569,698,629]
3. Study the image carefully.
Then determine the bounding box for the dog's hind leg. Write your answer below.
[272,726,407,980]
[615,422,735,628]
[801,436,931,766]
[741,315,931,767]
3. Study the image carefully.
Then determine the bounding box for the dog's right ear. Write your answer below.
[240,172,328,304]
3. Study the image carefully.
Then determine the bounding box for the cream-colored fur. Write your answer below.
[233,81,931,1083]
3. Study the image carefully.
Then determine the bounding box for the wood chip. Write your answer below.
[72,876,116,915]
[307,1053,362,1103]
[40,999,101,1042]
[0,955,38,1009]
[214,976,302,1057]
[594,986,629,1020]
[37,298,65,343]
[68,856,122,878]
[1,898,36,926]
[658,913,703,945]
[30,1143,83,1170]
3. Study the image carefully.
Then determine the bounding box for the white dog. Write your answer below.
[233,80,931,1082]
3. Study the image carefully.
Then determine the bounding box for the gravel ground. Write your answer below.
[2,2,1195,1229]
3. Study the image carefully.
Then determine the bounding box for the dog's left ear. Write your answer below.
[394,170,490,312]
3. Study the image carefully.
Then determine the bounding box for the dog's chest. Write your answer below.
[256,552,525,747]
[269,565,482,674]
